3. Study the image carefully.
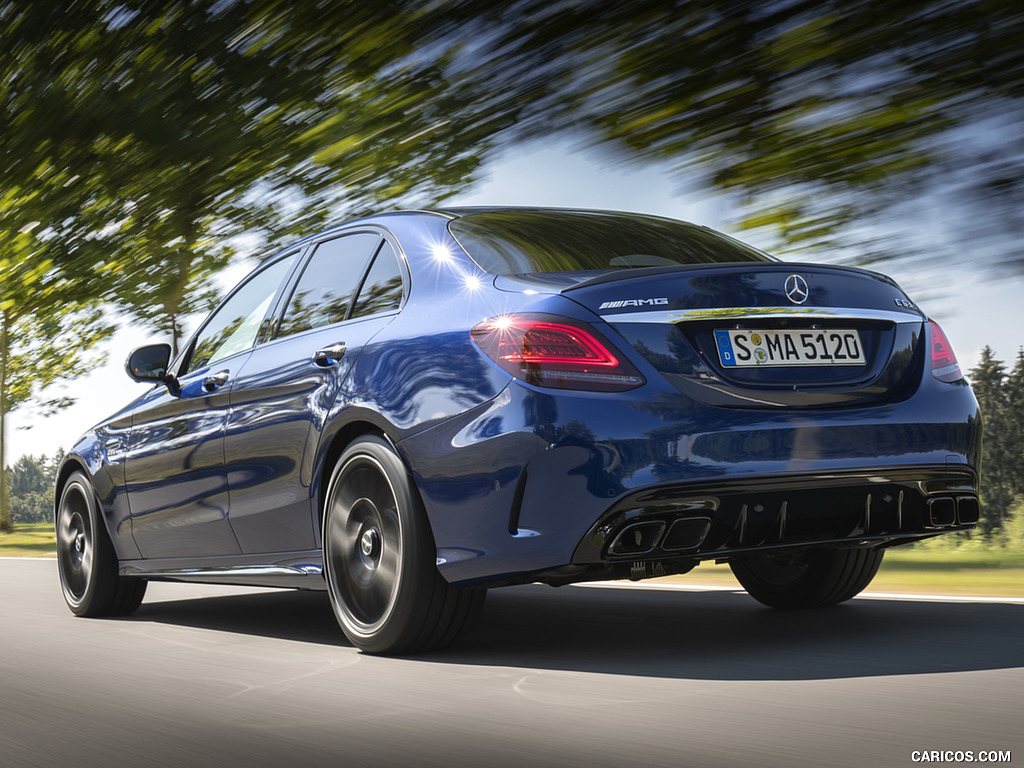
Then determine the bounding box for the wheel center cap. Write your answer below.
[74,533,86,554]
[360,529,380,558]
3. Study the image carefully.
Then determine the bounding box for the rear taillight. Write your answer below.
[471,314,646,392]
[929,320,962,382]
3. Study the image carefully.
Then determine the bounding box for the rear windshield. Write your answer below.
[448,210,773,275]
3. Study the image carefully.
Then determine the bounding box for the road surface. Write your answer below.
[1,557,1020,768]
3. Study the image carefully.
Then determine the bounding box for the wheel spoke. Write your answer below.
[79,546,92,583]
[58,518,77,549]
[57,492,95,602]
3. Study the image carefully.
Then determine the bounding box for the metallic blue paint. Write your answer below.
[57,208,981,592]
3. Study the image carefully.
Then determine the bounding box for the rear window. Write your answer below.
[449,210,773,275]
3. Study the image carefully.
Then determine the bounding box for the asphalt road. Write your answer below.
[2,558,1021,768]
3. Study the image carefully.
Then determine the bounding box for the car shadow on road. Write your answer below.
[132,582,1024,681]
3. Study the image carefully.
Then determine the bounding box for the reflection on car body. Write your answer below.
[55,208,981,654]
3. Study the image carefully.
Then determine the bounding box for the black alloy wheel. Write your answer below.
[323,435,484,654]
[56,471,147,616]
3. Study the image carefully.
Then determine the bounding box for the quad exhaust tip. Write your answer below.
[955,496,980,525]
[927,495,980,528]
[608,521,665,556]
[607,516,712,557]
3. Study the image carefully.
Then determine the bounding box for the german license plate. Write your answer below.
[714,329,865,367]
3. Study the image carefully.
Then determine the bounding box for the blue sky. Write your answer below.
[10,139,1022,460]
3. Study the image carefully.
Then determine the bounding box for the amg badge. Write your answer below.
[599,297,669,310]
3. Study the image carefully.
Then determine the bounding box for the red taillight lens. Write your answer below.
[471,315,646,392]
[929,320,962,382]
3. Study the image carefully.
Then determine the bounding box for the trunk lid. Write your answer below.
[499,263,927,408]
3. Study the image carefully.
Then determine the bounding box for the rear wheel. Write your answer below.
[56,471,147,617]
[322,436,484,654]
[730,547,883,609]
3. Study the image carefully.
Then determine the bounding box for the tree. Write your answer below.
[59,2,499,353]
[0,5,129,532]
[6,452,61,524]
[436,0,1024,271]
[1005,349,1024,503]
[0,224,113,532]
[969,347,1013,533]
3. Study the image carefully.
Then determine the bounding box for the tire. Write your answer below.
[56,471,147,617]
[322,435,485,654]
[730,546,883,609]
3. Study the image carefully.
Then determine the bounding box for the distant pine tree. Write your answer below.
[1006,349,1024,504]
[969,347,1013,532]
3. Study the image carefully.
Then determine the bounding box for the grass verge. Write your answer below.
[662,546,1024,597]
[0,522,56,557]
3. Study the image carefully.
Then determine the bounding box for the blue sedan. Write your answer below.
[55,208,982,653]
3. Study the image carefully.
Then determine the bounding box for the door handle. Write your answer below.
[202,370,230,392]
[312,343,347,367]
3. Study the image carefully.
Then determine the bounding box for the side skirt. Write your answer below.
[119,550,326,591]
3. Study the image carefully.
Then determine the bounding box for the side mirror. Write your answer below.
[125,344,175,388]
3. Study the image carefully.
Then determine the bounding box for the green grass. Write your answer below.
[0,521,56,557]
[662,546,1024,597]
[4,520,1022,597]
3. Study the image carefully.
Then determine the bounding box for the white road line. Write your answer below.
[574,580,1024,604]
[855,591,1024,605]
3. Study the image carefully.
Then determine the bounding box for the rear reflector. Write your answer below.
[472,314,646,392]
[928,320,963,382]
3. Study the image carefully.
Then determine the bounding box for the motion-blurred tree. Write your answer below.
[0,5,126,531]
[62,1,499,353]
[0,220,114,532]
[440,0,1024,271]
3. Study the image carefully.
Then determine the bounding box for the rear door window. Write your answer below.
[278,233,382,337]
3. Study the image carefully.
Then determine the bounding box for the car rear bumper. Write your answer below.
[399,378,981,586]
[571,465,978,564]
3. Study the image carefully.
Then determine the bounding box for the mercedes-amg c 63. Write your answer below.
[55,208,982,653]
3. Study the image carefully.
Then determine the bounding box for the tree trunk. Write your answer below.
[0,311,11,533]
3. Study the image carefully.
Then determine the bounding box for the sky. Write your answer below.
[8,139,1023,461]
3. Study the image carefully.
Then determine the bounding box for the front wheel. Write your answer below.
[322,436,484,654]
[56,471,147,617]
[730,547,883,609]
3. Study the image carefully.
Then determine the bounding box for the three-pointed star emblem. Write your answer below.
[784,274,809,304]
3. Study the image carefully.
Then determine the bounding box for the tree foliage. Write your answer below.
[5,451,63,525]
[439,0,1024,270]
[0,4,130,531]
[969,347,1024,533]
[1005,350,1024,505]
[50,1,499,352]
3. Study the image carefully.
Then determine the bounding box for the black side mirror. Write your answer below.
[125,344,177,393]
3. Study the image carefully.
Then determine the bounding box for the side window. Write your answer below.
[277,233,381,338]
[186,254,297,374]
[351,240,405,319]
